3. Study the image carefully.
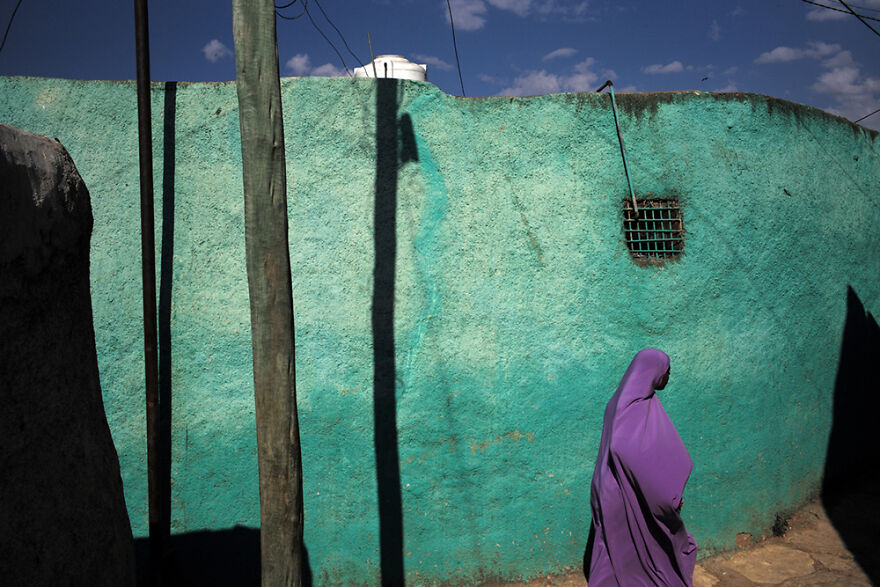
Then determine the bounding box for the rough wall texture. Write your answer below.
[0,123,136,586]
[0,76,877,584]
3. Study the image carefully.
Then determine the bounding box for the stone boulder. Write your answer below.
[0,123,135,586]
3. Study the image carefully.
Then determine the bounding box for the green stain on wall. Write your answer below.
[1,76,878,584]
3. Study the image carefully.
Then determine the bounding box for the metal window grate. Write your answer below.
[623,198,683,261]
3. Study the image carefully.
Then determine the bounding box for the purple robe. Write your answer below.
[586,349,697,586]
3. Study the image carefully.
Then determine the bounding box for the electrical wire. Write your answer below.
[303,2,351,76]
[838,0,880,36]
[853,106,880,123]
[446,0,466,96]
[845,0,880,11]
[276,0,308,20]
[312,0,363,67]
[0,0,24,55]
[797,0,880,22]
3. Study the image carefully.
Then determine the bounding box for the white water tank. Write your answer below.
[353,55,427,81]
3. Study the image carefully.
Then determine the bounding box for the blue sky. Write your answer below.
[1,0,879,129]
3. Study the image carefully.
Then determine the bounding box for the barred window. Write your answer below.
[623,199,683,263]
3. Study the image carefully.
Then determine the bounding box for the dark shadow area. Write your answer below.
[398,113,419,165]
[135,530,313,587]
[158,80,177,572]
[582,522,596,580]
[822,285,880,582]
[373,77,403,586]
[372,79,419,586]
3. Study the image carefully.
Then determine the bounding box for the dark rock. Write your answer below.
[0,123,136,586]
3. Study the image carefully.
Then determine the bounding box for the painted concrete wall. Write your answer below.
[1,76,878,584]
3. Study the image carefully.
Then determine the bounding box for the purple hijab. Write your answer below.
[586,349,697,586]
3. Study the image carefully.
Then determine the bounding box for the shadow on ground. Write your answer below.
[135,529,312,586]
[822,285,880,584]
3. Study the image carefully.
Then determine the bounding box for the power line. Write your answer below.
[832,0,880,11]
[797,0,880,22]
[276,0,308,20]
[0,0,23,55]
[853,106,880,123]
[276,1,307,20]
[446,0,466,96]
[303,1,351,76]
[275,0,351,75]
[838,0,880,36]
[311,0,363,67]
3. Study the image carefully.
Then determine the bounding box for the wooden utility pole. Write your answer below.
[232,1,304,585]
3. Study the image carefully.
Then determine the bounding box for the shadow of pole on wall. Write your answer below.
[373,76,404,586]
[158,80,177,566]
[822,285,880,582]
[372,78,419,586]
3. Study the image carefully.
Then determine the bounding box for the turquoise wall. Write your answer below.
[1,76,878,584]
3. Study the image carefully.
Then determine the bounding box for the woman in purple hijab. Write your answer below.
[586,348,697,586]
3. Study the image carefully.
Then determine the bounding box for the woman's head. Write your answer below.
[632,348,671,391]
[611,348,672,405]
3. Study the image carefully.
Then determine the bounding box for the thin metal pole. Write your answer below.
[367,32,378,78]
[596,79,638,214]
[134,0,162,581]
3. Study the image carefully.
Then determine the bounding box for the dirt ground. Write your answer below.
[482,477,880,586]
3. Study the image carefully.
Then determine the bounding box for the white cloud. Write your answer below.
[715,82,738,92]
[498,57,607,96]
[446,0,488,31]
[723,66,739,76]
[499,70,561,96]
[444,0,592,30]
[729,6,745,17]
[708,20,721,41]
[642,61,685,74]
[478,73,505,85]
[795,45,880,129]
[412,53,453,71]
[754,46,803,64]
[813,65,880,128]
[807,9,847,21]
[536,0,591,20]
[754,42,840,64]
[487,0,532,17]
[542,47,577,61]
[567,58,601,91]
[805,7,848,21]
[310,63,346,77]
[286,53,311,76]
[749,41,880,126]
[806,41,841,56]
[284,53,345,77]
[202,39,232,63]
[822,50,854,68]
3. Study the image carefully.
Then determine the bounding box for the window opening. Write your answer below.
[623,198,683,263]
